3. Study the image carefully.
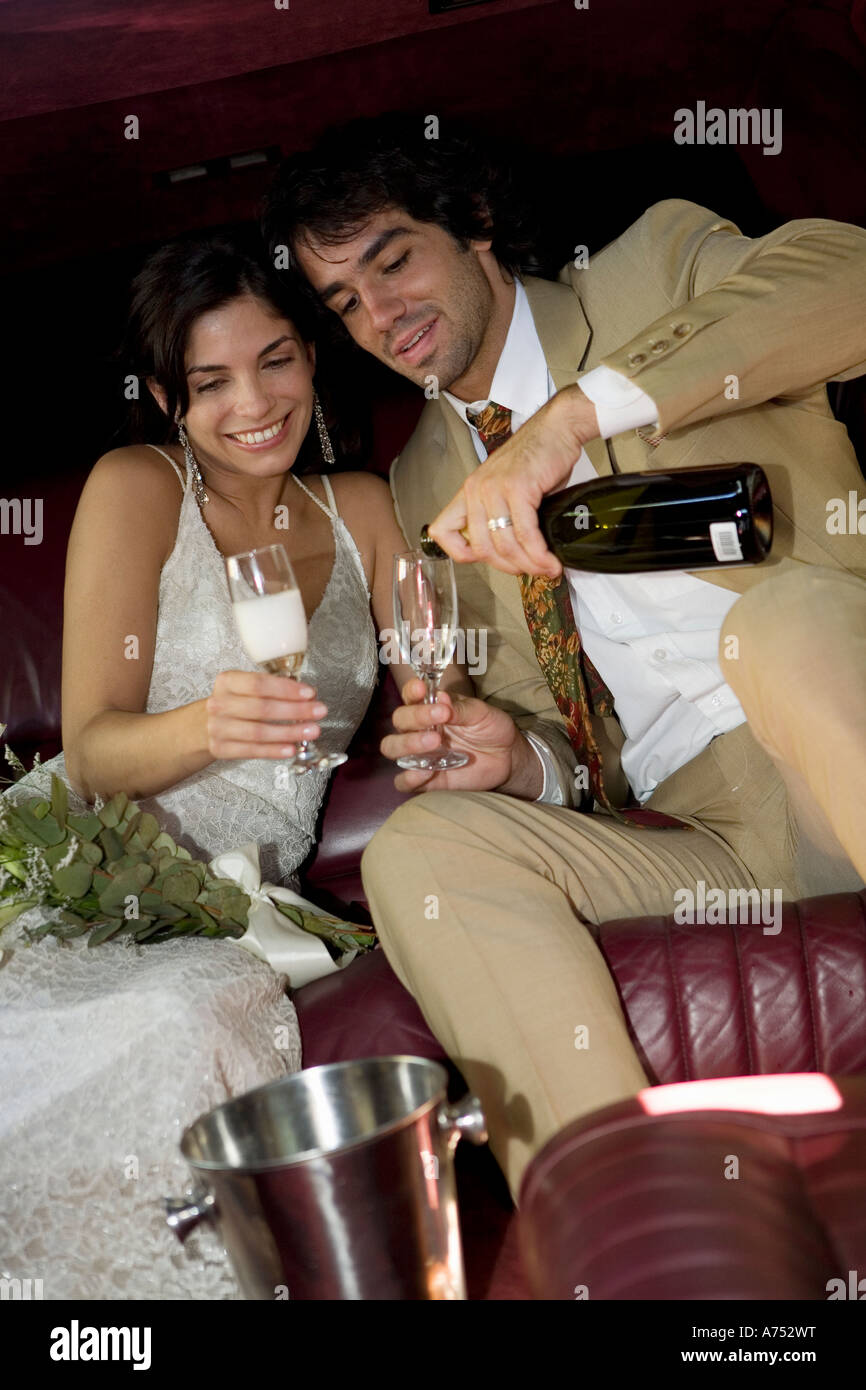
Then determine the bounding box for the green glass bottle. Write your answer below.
[420,463,772,573]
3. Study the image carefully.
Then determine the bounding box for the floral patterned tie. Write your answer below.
[467,400,686,828]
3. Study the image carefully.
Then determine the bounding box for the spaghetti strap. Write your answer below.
[291,471,371,600]
[146,444,186,493]
[320,474,338,515]
[290,472,336,519]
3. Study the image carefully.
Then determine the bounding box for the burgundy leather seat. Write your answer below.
[518,1073,866,1301]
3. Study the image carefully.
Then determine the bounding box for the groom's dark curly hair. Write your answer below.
[262,112,545,291]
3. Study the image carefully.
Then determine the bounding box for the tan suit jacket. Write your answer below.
[390,198,866,803]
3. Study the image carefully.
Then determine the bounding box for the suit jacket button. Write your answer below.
[651,339,669,354]
[628,352,647,366]
[673,322,692,337]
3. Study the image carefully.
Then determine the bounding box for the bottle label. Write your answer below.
[709,521,743,563]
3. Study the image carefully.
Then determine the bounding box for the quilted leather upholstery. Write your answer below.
[593,891,866,1084]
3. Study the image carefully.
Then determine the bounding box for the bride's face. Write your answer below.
[180,294,315,473]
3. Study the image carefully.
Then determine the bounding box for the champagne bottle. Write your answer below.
[420,463,773,573]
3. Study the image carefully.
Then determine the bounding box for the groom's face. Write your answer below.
[294,209,496,391]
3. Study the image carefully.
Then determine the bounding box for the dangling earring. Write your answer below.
[313,391,335,467]
[177,420,209,506]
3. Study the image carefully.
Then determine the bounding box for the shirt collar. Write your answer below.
[442,278,550,431]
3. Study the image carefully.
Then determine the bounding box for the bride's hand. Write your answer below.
[204,670,328,761]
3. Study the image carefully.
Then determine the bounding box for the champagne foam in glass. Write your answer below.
[232,589,308,674]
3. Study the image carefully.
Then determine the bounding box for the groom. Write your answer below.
[265,114,866,1198]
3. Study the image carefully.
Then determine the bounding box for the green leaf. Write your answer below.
[52,861,94,899]
[279,904,306,930]
[13,804,65,846]
[151,832,177,853]
[56,910,87,928]
[198,884,250,927]
[78,841,103,866]
[273,902,377,954]
[98,827,124,862]
[135,813,161,849]
[160,869,200,906]
[96,862,155,913]
[9,824,47,849]
[132,919,170,941]
[0,899,38,929]
[105,851,148,874]
[159,860,194,878]
[191,903,219,928]
[50,774,69,827]
[137,888,165,912]
[98,793,128,829]
[26,919,55,939]
[1,859,29,883]
[121,811,143,844]
[0,828,27,853]
[138,891,187,922]
[87,918,127,947]
[68,813,103,841]
[169,917,205,935]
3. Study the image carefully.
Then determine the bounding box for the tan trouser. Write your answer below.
[360,566,866,1202]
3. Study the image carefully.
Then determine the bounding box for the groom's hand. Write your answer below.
[382,678,543,798]
[427,385,600,577]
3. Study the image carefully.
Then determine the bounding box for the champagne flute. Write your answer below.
[225,544,347,775]
[393,550,469,771]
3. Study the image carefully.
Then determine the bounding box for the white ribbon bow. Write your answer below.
[208,842,357,989]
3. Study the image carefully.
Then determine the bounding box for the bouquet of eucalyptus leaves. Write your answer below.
[0,733,376,956]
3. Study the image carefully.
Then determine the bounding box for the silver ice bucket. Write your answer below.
[165,1055,487,1300]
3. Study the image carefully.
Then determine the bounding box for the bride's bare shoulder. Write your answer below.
[89,443,185,488]
[81,444,185,513]
[71,445,186,566]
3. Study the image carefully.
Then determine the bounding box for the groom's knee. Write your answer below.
[720,565,863,707]
[719,567,816,716]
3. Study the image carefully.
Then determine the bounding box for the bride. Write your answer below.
[0,234,434,1300]
[8,233,413,879]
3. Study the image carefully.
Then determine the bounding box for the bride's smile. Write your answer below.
[180,293,317,479]
[225,410,293,448]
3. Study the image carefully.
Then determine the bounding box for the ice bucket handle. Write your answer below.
[438,1093,488,1147]
[164,1185,217,1242]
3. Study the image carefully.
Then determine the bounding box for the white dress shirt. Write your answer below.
[442,279,747,805]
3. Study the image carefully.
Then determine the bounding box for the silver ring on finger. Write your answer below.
[487,515,514,533]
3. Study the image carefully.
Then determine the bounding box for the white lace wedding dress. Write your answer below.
[0,450,379,1300]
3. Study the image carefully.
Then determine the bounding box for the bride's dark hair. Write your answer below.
[122,231,349,470]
